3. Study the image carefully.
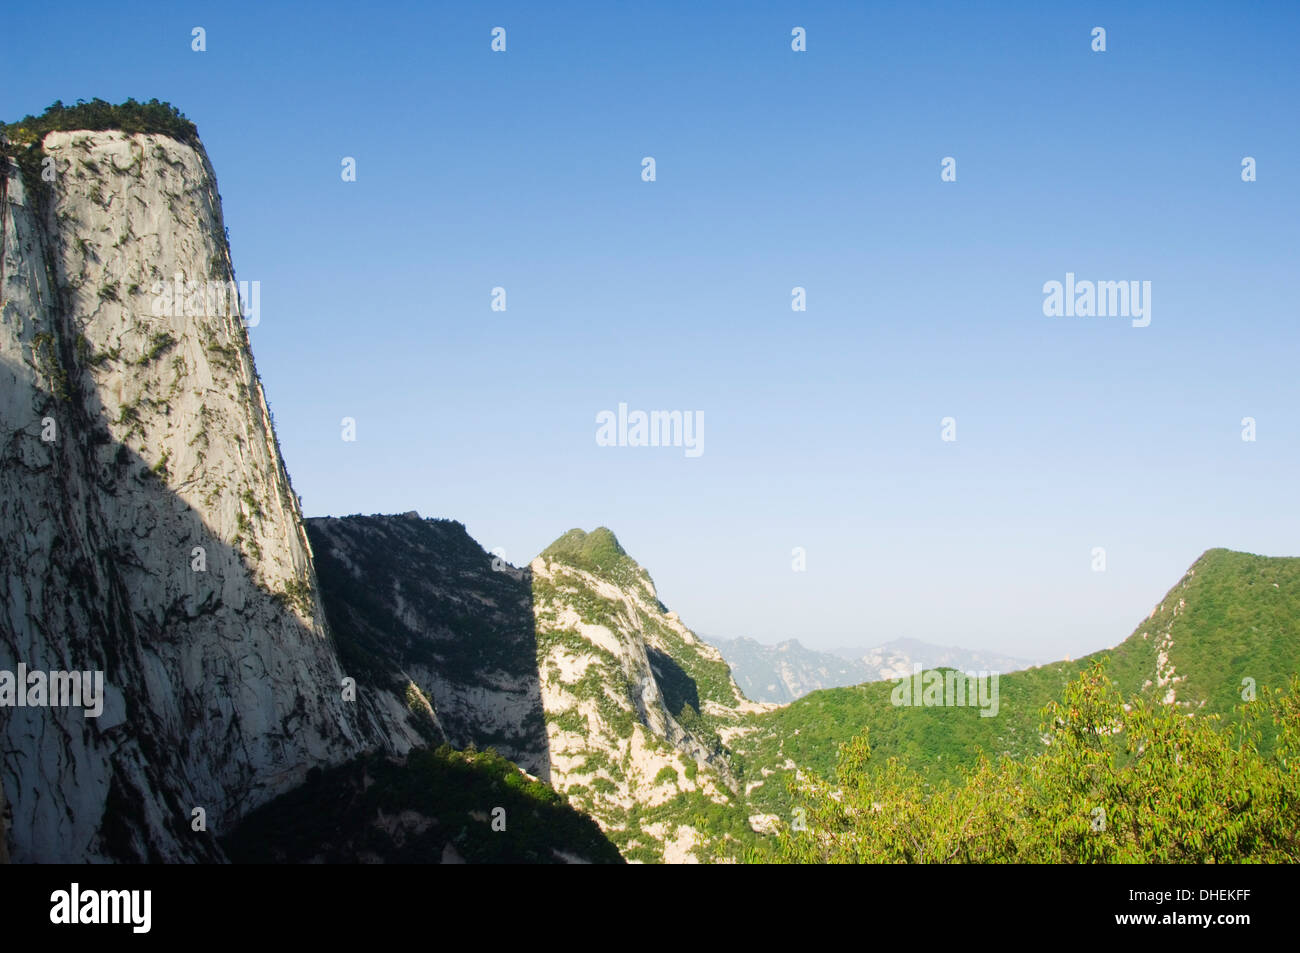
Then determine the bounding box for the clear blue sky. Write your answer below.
[6,1,1298,660]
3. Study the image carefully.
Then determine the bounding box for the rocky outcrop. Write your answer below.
[0,129,420,862]
[0,114,763,864]
[0,118,742,864]
[530,529,760,859]
[306,514,547,775]
[303,519,761,861]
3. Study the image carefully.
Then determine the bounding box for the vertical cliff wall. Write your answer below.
[0,129,419,862]
[307,514,547,776]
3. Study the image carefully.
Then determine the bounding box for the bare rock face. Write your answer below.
[306,515,548,778]
[0,123,753,864]
[0,130,419,862]
[309,518,757,861]
[530,531,759,859]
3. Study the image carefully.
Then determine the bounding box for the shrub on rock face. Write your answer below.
[2,99,203,205]
[654,766,679,787]
[1,98,200,148]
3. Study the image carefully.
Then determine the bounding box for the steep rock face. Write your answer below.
[306,514,546,775]
[304,519,763,861]
[529,529,763,860]
[0,130,418,862]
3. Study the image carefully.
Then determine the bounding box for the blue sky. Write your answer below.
[6,1,1298,659]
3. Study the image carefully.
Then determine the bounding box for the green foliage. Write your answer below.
[736,549,1300,818]
[205,338,241,374]
[649,625,741,712]
[548,708,588,734]
[574,749,615,776]
[402,683,440,745]
[277,578,314,618]
[536,619,616,661]
[603,700,637,740]
[2,98,199,200]
[570,663,611,702]
[776,663,1300,863]
[223,747,623,864]
[30,332,69,400]
[75,333,117,367]
[240,488,264,519]
[628,788,759,862]
[2,98,199,148]
[139,331,176,364]
[619,842,662,864]
[542,527,627,570]
[674,701,723,755]
[540,527,647,587]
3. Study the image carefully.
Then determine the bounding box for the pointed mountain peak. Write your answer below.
[539,527,657,588]
[542,527,626,565]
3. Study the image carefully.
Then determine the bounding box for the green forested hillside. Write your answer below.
[733,549,1300,820]
[774,663,1300,863]
[270,531,1300,863]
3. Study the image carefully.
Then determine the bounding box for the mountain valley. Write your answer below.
[2,101,1296,865]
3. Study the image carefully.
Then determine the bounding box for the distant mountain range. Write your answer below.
[706,635,1040,704]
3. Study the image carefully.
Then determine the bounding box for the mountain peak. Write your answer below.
[2,98,200,148]
[540,527,633,572]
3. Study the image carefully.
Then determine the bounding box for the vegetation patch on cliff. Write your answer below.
[2,98,199,149]
[224,746,623,864]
